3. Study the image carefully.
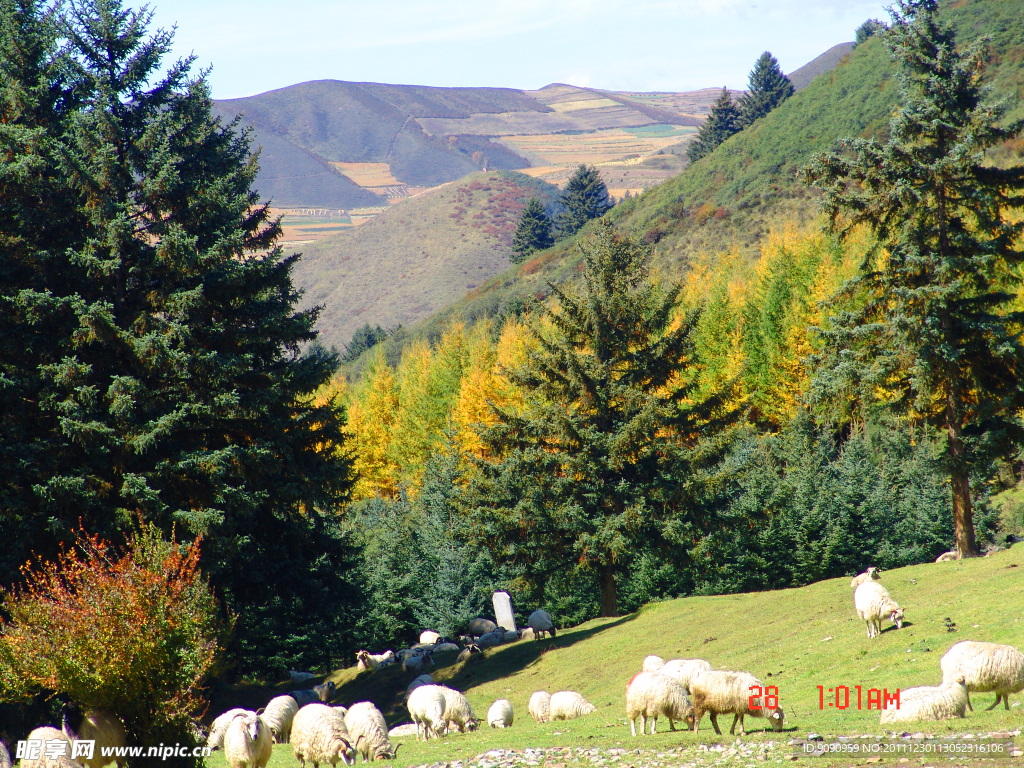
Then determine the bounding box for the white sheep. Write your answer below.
[940,641,1024,711]
[419,631,442,645]
[224,711,273,768]
[527,610,556,639]
[356,650,395,671]
[850,567,881,588]
[528,691,551,723]
[61,705,128,768]
[476,631,504,648]
[405,674,434,701]
[626,672,695,735]
[386,724,418,738]
[642,655,665,673]
[208,709,253,751]
[854,581,905,638]
[487,699,514,728]
[402,652,434,673]
[18,727,76,768]
[407,685,447,740]
[659,659,712,693]
[434,642,460,653]
[879,677,968,723]
[291,671,317,684]
[548,691,597,721]
[468,618,499,636]
[344,702,397,761]
[260,695,299,744]
[502,630,520,643]
[437,686,479,733]
[690,670,784,735]
[291,703,356,768]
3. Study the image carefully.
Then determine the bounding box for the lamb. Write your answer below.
[658,659,712,694]
[527,610,556,639]
[407,685,447,740]
[626,672,695,736]
[528,691,551,723]
[854,581,905,638]
[61,704,129,768]
[487,699,514,728]
[469,618,499,636]
[850,567,881,588]
[291,703,356,767]
[548,691,597,721]
[18,727,76,768]
[291,671,317,684]
[939,641,1024,711]
[208,709,253,751]
[405,674,434,701]
[344,702,397,761]
[690,670,784,735]
[437,686,479,733]
[642,655,665,673]
[260,695,299,743]
[356,650,395,671]
[419,631,442,645]
[223,711,273,768]
[879,677,968,724]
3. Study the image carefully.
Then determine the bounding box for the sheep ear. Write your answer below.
[256,708,265,715]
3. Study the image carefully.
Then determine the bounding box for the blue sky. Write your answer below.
[153,0,891,100]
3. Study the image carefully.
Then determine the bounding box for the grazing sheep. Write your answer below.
[642,655,666,673]
[690,670,784,735]
[548,691,597,721]
[940,641,1024,711]
[456,644,481,663]
[208,709,253,751]
[476,631,505,649]
[626,672,695,736]
[386,724,418,739]
[224,711,273,768]
[468,618,499,636]
[402,652,434,673]
[419,631,442,645]
[850,567,881,588]
[487,699,514,728]
[18,728,76,768]
[434,642,460,653]
[437,686,479,733]
[407,685,447,740]
[405,674,435,701]
[527,610,556,639]
[854,581,905,639]
[261,696,299,744]
[528,691,551,723]
[880,677,968,723]
[291,704,356,768]
[61,704,128,768]
[291,671,317,684]
[658,659,713,694]
[356,650,395,671]
[344,702,397,761]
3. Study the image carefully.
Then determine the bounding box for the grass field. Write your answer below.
[207,547,1024,768]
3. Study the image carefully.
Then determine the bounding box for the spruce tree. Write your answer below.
[469,223,732,617]
[0,0,359,671]
[805,0,1024,559]
[554,164,612,239]
[854,18,887,47]
[687,88,742,163]
[343,322,388,362]
[511,197,553,263]
[738,51,794,126]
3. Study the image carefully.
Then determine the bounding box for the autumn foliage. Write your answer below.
[0,525,224,756]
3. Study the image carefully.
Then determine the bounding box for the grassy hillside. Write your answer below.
[208,547,1024,768]
[787,42,855,91]
[292,171,560,350]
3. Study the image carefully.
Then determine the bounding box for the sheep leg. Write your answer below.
[729,714,742,735]
[985,694,1003,711]
[630,718,637,737]
[709,713,722,735]
[639,715,646,735]
[965,691,973,711]
[668,717,676,732]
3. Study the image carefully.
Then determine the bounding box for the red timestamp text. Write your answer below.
[748,685,780,710]
[817,685,900,710]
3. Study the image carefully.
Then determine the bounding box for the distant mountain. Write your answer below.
[787,42,855,91]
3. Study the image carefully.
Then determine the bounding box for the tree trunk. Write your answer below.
[598,564,617,617]
[948,422,980,559]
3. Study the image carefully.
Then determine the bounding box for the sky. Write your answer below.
[153,0,892,100]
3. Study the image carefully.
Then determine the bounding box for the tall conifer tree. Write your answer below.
[805,0,1024,558]
[738,51,794,126]
[511,197,553,263]
[687,88,741,163]
[554,164,612,239]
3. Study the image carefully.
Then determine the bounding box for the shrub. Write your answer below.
[0,525,225,765]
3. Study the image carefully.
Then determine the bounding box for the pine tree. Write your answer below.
[343,322,388,362]
[554,164,612,239]
[854,18,887,48]
[511,197,553,263]
[469,223,733,617]
[738,51,794,126]
[687,88,742,163]
[0,0,359,673]
[805,0,1024,559]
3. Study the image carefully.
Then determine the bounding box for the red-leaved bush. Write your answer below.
[0,525,225,762]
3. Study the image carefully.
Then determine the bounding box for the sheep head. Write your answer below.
[890,608,905,628]
[766,706,785,731]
